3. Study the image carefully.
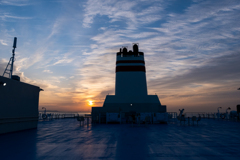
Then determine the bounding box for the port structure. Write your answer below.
[2,37,17,79]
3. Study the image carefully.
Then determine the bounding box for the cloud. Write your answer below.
[0,59,8,75]
[47,18,65,39]
[0,40,8,46]
[70,92,84,94]
[0,0,31,6]
[0,13,32,21]
[0,58,49,89]
[52,56,74,66]
[16,51,44,70]
[146,51,240,112]
[43,70,53,73]
[148,52,240,89]
[82,0,165,28]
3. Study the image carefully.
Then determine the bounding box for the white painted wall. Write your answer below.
[115,54,147,96]
[115,72,148,96]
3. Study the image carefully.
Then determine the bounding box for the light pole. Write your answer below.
[42,107,46,114]
[42,107,47,119]
[237,88,240,119]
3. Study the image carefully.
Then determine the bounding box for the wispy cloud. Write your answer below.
[52,53,75,66]
[0,40,8,46]
[0,0,32,6]
[43,70,53,73]
[83,0,165,28]
[0,13,32,20]
[47,18,65,39]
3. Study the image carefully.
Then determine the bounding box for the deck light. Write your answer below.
[0,81,6,86]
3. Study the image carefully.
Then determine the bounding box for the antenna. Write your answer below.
[2,37,17,79]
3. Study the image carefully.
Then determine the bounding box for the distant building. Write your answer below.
[92,44,166,123]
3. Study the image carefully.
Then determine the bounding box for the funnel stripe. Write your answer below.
[116,66,146,72]
[116,60,145,64]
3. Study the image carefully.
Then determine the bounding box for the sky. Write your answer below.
[0,0,240,112]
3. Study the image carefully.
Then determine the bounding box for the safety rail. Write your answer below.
[38,112,92,121]
[181,112,240,121]
[38,113,79,120]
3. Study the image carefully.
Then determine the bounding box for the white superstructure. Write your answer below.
[92,44,166,123]
[115,45,147,96]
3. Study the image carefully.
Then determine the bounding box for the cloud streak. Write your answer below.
[83,0,165,28]
[0,0,31,6]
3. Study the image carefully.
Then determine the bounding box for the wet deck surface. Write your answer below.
[0,119,240,160]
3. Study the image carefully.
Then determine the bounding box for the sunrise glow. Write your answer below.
[88,101,93,106]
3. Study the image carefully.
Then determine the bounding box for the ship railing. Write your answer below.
[167,112,178,122]
[38,113,80,120]
[184,112,206,118]
[183,112,237,120]
[76,114,92,126]
[98,112,178,124]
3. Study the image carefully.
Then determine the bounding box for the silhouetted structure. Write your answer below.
[0,37,43,134]
[92,44,166,123]
[3,37,17,79]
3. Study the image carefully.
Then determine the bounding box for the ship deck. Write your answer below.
[0,118,240,160]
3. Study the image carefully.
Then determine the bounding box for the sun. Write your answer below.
[88,100,93,106]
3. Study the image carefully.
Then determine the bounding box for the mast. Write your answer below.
[2,37,17,79]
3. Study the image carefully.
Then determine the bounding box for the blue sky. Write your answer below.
[0,0,240,112]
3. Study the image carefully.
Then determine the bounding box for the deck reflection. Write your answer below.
[0,119,240,159]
